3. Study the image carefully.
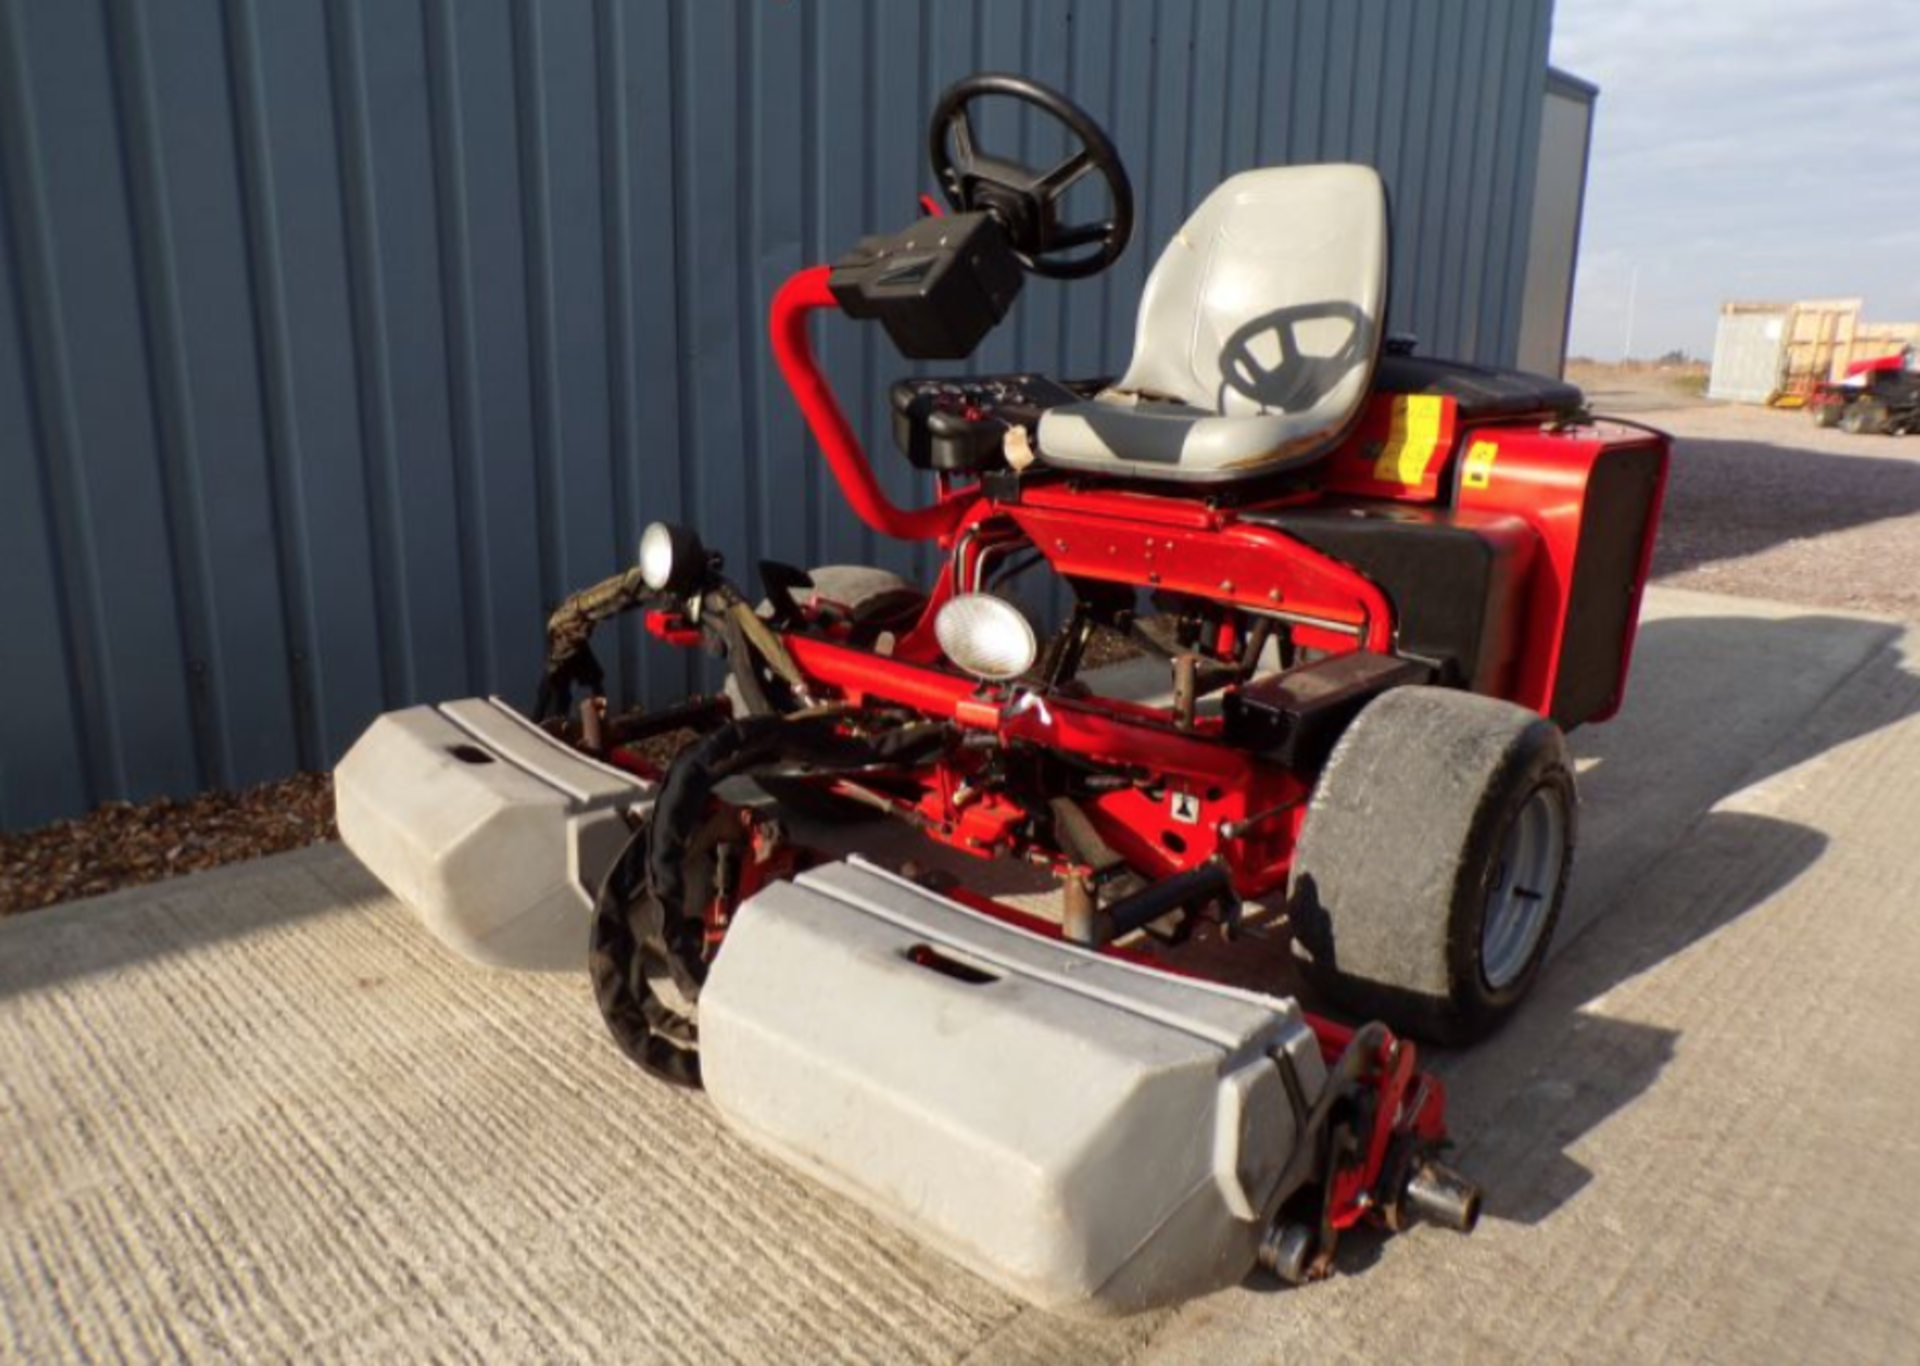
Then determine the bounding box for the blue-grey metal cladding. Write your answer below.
[0,0,1554,830]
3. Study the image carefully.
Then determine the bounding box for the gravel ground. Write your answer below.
[1639,400,1920,621]
[12,387,1914,910]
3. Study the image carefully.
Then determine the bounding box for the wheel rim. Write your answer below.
[1480,786,1567,991]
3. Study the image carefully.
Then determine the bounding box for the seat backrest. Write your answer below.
[1114,165,1388,420]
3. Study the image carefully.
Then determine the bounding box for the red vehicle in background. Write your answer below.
[1809,349,1920,434]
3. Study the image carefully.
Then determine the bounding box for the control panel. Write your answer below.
[889,374,1079,472]
[829,212,1023,360]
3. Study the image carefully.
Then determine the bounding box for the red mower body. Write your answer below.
[345,74,1675,1300]
[630,266,1667,907]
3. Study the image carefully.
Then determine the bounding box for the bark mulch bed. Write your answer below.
[0,725,720,917]
[2,773,338,917]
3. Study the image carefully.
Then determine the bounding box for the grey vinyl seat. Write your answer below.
[1036,164,1388,482]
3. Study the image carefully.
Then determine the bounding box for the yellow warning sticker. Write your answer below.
[1462,439,1500,490]
[1371,395,1444,486]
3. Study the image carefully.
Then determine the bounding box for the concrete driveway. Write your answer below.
[5,586,1919,1363]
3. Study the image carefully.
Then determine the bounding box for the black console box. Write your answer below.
[829,212,1024,360]
[889,374,1078,472]
[1224,652,1433,770]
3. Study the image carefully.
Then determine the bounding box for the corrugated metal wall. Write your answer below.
[0,0,1554,830]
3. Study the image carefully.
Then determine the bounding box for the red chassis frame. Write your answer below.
[648,265,1668,904]
[625,263,1666,1252]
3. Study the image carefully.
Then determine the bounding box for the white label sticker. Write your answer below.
[1170,791,1201,825]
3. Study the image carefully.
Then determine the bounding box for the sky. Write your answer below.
[1550,1,1920,362]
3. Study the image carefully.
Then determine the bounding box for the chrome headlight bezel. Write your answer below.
[934,592,1038,682]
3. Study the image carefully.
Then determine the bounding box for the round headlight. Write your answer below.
[637,521,706,593]
[935,593,1038,682]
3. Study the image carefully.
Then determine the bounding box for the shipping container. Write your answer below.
[1709,298,1920,404]
[1707,303,1793,403]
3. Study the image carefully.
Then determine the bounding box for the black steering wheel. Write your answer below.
[929,73,1134,281]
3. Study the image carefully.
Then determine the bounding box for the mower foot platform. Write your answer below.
[700,858,1329,1317]
[335,698,651,970]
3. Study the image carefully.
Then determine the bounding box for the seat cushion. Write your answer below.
[1038,164,1388,483]
[1037,392,1337,478]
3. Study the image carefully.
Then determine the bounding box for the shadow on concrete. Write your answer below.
[1239,819,1815,1276]
[1380,607,1917,1238]
[1445,810,1827,1228]
[1570,609,1907,889]
[1236,811,1829,1282]
[0,846,380,1005]
[1651,434,1920,580]
[1234,810,1821,1260]
[1232,606,1914,1276]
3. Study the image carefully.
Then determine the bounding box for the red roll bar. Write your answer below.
[770,267,976,544]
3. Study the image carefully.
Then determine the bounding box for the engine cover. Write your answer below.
[699,859,1328,1316]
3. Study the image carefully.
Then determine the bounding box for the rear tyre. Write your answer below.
[1288,686,1576,1047]
[1809,402,1842,429]
[1841,400,1889,435]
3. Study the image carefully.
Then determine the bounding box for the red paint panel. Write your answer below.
[1454,420,1668,718]
[1002,500,1396,654]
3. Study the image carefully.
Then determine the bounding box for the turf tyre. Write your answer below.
[1840,399,1889,435]
[1288,686,1575,1046]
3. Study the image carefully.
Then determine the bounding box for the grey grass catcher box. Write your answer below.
[701,860,1330,1316]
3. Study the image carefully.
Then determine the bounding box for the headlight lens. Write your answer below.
[935,593,1038,682]
[638,521,705,593]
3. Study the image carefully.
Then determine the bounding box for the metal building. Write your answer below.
[1,0,1564,830]
[1516,67,1595,377]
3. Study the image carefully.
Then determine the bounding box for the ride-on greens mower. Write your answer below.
[337,75,1668,1316]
